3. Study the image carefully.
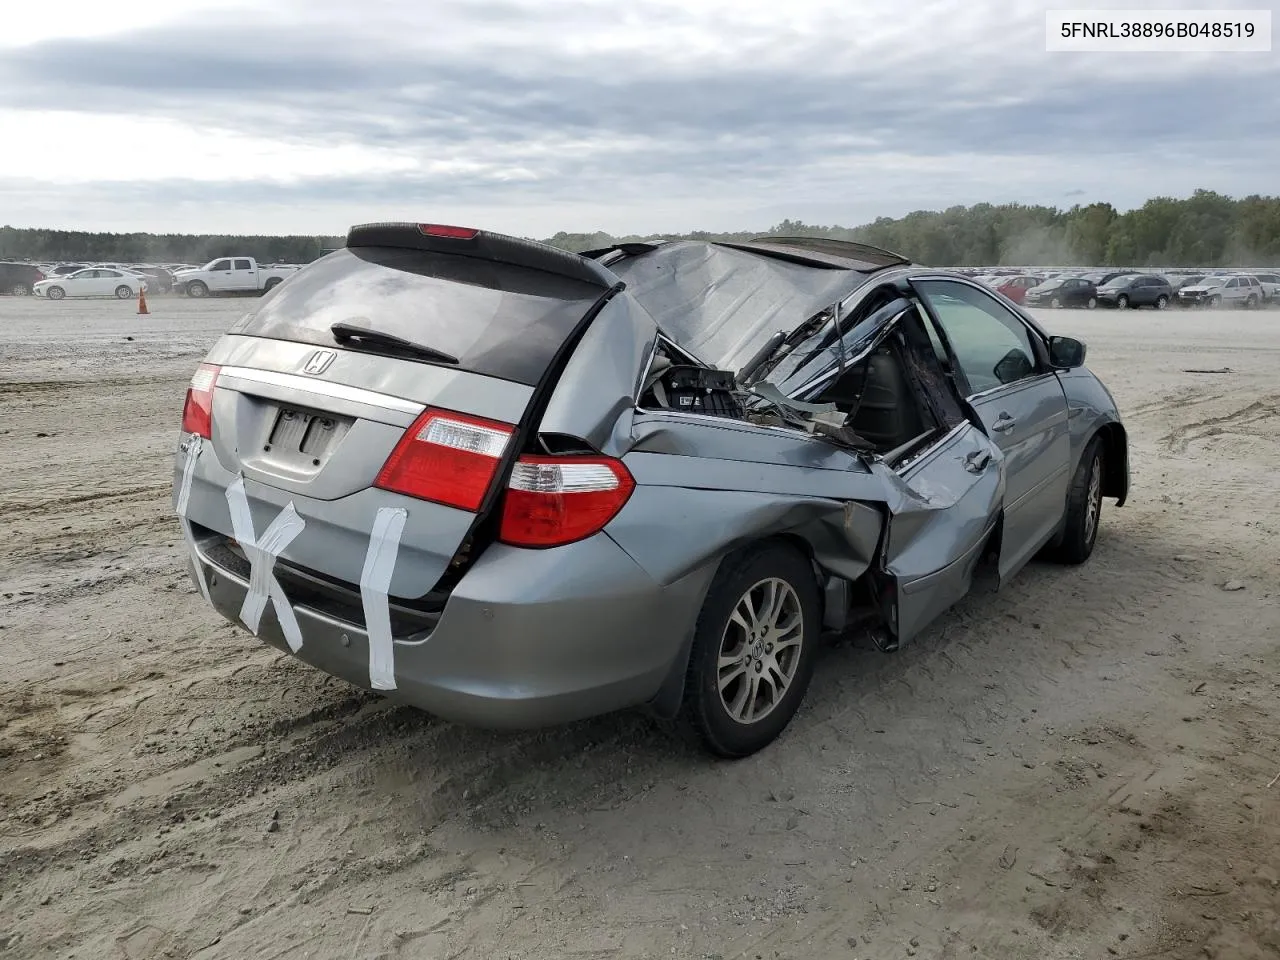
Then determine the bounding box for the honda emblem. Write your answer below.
[303,349,336,375]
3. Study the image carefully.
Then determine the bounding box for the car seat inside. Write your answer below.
[817,343,927,453]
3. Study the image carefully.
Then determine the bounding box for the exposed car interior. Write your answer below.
[813,342,929,453]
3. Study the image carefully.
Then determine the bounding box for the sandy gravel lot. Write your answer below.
[1,295,1278,960]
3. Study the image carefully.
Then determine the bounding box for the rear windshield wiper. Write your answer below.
[329,322,459,365]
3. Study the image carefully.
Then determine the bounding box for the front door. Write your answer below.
[206,259,235,291]
[911,278,1072,579]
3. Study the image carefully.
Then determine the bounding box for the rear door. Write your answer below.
[179,233,615,600]
[77,269,109,296]
[911,278,1071,579]
[99,269,125,295]
[773,294,1005,644]
[230,258,257,291]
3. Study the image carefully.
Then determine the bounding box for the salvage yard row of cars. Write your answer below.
[968,267,1280,309]
[173,225,1130,757]
[4,256,1277,308]
[0,258,301,298]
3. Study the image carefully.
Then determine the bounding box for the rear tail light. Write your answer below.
[375,409,514,511]
[181,363,220,438]
[418,224,479,240]
[499,455,635,548]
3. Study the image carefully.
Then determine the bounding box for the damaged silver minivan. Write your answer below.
[173,225,1128,757]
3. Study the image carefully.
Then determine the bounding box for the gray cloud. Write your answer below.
[2,0,1277,234]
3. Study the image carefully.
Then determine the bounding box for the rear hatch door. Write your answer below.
[180,226,618,598]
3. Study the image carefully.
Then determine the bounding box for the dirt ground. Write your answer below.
[1,295,1278,960]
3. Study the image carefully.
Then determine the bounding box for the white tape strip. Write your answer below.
[176,435,212,605]
[359,507,408,691]
[225,476,306,652]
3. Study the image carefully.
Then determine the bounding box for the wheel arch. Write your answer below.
[643,532,825,722]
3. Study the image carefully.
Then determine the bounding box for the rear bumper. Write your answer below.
[187,528,712,728]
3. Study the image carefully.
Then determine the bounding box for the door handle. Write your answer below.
[992,413,1017,433]
[964,450,992,473]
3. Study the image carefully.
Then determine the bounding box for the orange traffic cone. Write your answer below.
[137,285,149,315]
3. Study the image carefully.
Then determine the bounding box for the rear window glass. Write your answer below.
[229,247,602,386]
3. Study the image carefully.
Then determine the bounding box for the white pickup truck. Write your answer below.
[174,257,299,297]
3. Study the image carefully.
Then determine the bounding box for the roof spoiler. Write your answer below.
[345,222,619,288]
[749,236,911,268]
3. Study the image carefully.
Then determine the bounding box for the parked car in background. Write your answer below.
[33,267,147,300]
[174,257,300,297]
[1095,273,1173,310]
[172,225,1128,756]
[0,261,47,295]
[130,266,176,294]
[45,263,88,277]
[1251,272,1280,304]
[1177,274,1263,309]
[1024,276,1099,309]
[994,275,1043,304]
[1171,275,1207,298]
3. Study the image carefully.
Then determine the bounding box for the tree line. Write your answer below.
[0,228,343,265]
[3,189,1278,267]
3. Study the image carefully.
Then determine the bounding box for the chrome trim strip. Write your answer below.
[216,366,425,417]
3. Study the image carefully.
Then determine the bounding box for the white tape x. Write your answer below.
[176,434,212,605]
[225,476,307,652]
[360,507,408,691]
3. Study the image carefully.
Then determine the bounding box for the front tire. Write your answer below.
[1049,437,1104,565]
[680,543,820,758]
[1050,297,1062,309]
[1208,295,1221,308]
[1115,295,1129,310]
[47,286,65,301]
[186,280,208,298]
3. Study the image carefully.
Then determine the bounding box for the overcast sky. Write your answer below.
[1,0,1276,237]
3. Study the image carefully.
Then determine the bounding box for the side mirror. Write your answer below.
[1048,335,1086,369]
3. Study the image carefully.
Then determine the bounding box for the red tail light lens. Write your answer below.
[499,455,635,548]
[181,363,220,438]
[418,224,479,240]
[375,409,514,511]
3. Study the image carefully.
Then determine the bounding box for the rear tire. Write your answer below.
[1048,437,1104,565]
[263,277,282,293]
[680,543,821,758]
[47,286,65,300]
[9,283,30,296]
[115,285,133,299]
[186,280,208,298]
[1085,296,1097,309]
[1246,294,1258,309]
[1155,295,1169,310]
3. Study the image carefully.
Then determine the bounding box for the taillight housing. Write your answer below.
[181,363,220,438]
[499,455,635,548]
[375,409,514,511]
[418,224,479,240]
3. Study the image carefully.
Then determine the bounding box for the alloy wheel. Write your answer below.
[1084,455,1103,545]
[717,577,804,725]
